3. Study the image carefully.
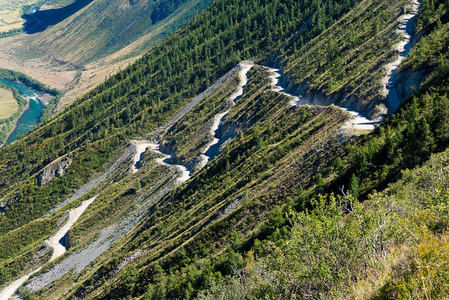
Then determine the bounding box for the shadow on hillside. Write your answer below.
[22,0,94,34]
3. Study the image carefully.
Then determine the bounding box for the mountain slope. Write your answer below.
[1,0,449,299]
[0,0,362,295]
[0,0,214,109]
[26,0,213,64]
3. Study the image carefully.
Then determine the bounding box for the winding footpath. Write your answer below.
[199,62,253,168]
[383,0,420,113]
[0,196,97,300]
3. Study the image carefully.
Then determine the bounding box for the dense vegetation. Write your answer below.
[0,0,362,291]
[1,0,449,298]
[27,66,348,300]
[0,28,22,39]
[0,0,360,234]
[199,149,449,299]
[193,3,449,298]
[329,2,449,198]
[0,68,59,96]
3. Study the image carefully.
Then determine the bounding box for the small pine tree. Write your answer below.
[333,157,343,173]
[349,174,359,198]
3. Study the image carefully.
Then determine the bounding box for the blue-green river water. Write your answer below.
[1,79,46,145]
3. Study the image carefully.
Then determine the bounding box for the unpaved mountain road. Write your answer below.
[148,142,190,183]
[383,0,420,113]
[199,62,253,168]
[131,139,191,183]
[267,0,420,129]
[47,196,97,261]
[266,66,379,131]
[22,141,189,294]
[0,196,97,300]
[0,268,41,300]
[0,142,154,298]
[130,140,152,173]
[0,3,422,293]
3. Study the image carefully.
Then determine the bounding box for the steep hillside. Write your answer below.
[198,147,449,299]
[0,0,213,109]
[24,0,213,64]
[1,0,449,299]
[0,0,361,296]
[262,0,420,118]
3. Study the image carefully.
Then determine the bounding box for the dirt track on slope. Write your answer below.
[266,67,379,131]
[383,0,420,113]
[199,62,253,168]
[0,196,97,300]
[47,196,97,261]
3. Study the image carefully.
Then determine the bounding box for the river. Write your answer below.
[0,79,46,145]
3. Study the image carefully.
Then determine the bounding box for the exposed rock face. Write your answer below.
[37,157,72,186]
[0,197,10,214]
[395,69,428,101]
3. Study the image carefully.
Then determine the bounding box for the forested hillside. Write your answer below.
[281,0,407,112]
[1,0,449,299]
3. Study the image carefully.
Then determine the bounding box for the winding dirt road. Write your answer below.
[383,0,420,113]
[0,4,422,295]
[47,196,97,261]
[199,62,253,168]
[267,67,379,131]
[0,196,97,300]
[0,268,41,300]
[130,140,152,173]
[130,140,190,183]
[148,142,190,183]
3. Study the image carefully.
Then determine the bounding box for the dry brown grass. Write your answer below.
[0,0,73,33]
[0,0,36,32]
[0,33,139,112]
[0,87,19,119]
[347,245,409,300]
[0,10,24,32]
[0,0,179,112]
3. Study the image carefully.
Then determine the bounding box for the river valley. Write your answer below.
[0,78,47,145]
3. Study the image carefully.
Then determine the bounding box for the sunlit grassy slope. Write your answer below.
[0,88,18,119]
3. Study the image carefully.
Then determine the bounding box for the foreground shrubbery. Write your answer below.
[198,149,449,299]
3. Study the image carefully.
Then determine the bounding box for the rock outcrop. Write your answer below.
[0,197,10,214]
[37,157,72,186]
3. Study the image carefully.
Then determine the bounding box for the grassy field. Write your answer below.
[0,87,18,119]
[0,0,35,32]
[0,0,72,33]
